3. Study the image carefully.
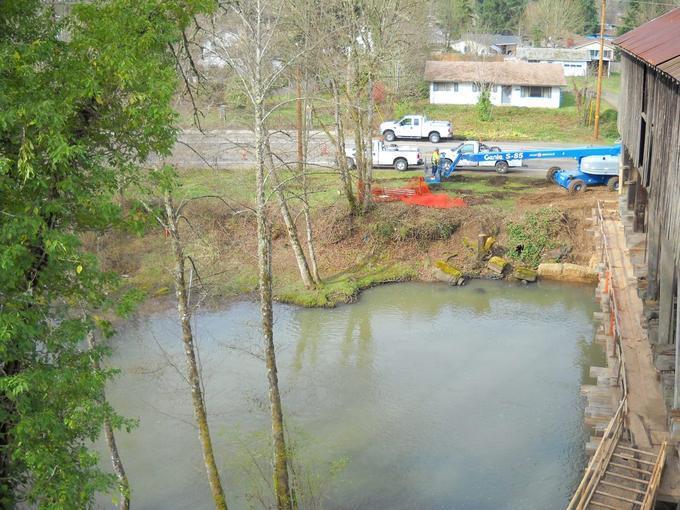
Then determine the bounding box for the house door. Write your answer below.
[501,86,511,104]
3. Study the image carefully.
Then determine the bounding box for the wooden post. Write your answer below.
[477,234,489,262]
[593,0,607,140]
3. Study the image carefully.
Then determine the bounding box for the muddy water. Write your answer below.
[100,280,602,510]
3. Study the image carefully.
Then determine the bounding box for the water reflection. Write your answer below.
[100,280,601,510]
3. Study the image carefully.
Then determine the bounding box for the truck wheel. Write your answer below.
[495,160,509,174]
[442,158,452,168]
[394,158,408,172]
[607,176,619,191]
[383,130,396,142]
[546,166,560,182]
[346,157,356,170]
[568,179,587,193]
[428,132,441,143]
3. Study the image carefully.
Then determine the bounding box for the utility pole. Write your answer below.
[593,0,607,139]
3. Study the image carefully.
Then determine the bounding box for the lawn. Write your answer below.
[176,84,619,143]
[388,93,618,143]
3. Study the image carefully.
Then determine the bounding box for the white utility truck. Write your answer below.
[380,115,452,143]
[345,140,423,171]
[441,141,523,174]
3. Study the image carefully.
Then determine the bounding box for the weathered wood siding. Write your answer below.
[619,54,680,268]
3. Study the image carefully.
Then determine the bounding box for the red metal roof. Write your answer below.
[614,7,680,80]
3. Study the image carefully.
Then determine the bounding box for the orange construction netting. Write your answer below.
[371,177,466,209]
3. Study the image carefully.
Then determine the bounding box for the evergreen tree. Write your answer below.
[579,0,599,34]
[477,0,527,33]
[618,0,679,34]
[437,0,476,46]
[0,0,210,507]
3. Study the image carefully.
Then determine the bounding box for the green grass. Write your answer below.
[390,97,618,143]
[179,80,620,143]
[569,73,620,94]
[276,261,416,307]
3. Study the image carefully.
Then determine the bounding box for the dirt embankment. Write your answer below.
[92,173,606,309]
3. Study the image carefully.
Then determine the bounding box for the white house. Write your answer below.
[572,40,615,76]
[514,47,589,77]
[450,34,521,56]
[424,60,567,108]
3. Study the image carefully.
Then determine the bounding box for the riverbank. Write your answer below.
[92,168,608,310]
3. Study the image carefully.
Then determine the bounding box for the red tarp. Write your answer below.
[371,177,466,208]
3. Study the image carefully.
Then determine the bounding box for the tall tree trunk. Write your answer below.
[253,3,292,503]
[85,330,130,510]
[330,79,358,215]
[255,104,293,510]
[163,192,228,510]
[264,137,315,289]
[363,72,374,212]
[295,64,304,175]
[301,75,320,284]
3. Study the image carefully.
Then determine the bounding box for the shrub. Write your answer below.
[506,207,563,267]
[477,89,492,121]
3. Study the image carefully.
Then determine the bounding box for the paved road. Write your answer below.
[161,129,610,178]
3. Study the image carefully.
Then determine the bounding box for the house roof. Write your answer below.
[572,37,615,50]
[614,7,680,81]
[516,47,589,62]
[457,33,522,46]
[424,61,567,86]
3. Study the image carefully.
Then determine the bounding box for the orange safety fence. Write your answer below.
[371,177,466,209]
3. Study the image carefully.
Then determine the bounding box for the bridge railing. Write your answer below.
[566,201,629,509]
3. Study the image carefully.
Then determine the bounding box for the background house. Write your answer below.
[424,60,566,108]
[614,8,680,415]
[570,38,616,76]
[514,47,590,77]
[450,34,521,56]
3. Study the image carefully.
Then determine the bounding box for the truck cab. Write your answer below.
[380,115,452,144]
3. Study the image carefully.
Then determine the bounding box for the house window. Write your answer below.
[589,49,598,59]
[521,86,552,98]
[604,50,612,59]
[492,85,498,92]
[432,82,456,92]
[472,83,479,92]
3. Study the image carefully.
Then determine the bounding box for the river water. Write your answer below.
[101,280,602,510]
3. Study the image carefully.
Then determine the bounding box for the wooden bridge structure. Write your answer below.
[567,201,668,510]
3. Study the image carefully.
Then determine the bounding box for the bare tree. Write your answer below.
[199,1,298,507]
[84,328,131,510]
[521,0,585,46]
[160,190,229,510]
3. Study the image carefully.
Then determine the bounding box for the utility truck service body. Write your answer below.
[380,115,452,143]
[345,140,423,171]
[441,141,523,174]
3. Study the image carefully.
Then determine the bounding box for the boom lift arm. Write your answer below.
[426,145,621,184]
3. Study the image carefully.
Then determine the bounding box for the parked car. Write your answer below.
[345,140,423,171]
[440,140,523,174]
[379,115,452,144]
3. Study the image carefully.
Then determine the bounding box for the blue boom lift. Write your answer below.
[427,144,622,193]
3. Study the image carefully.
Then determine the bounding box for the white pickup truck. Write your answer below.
[441,140,523,174]
[346,140,423,171]
[380,115,452,144]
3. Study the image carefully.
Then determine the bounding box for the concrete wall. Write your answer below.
[430,82,561,108]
